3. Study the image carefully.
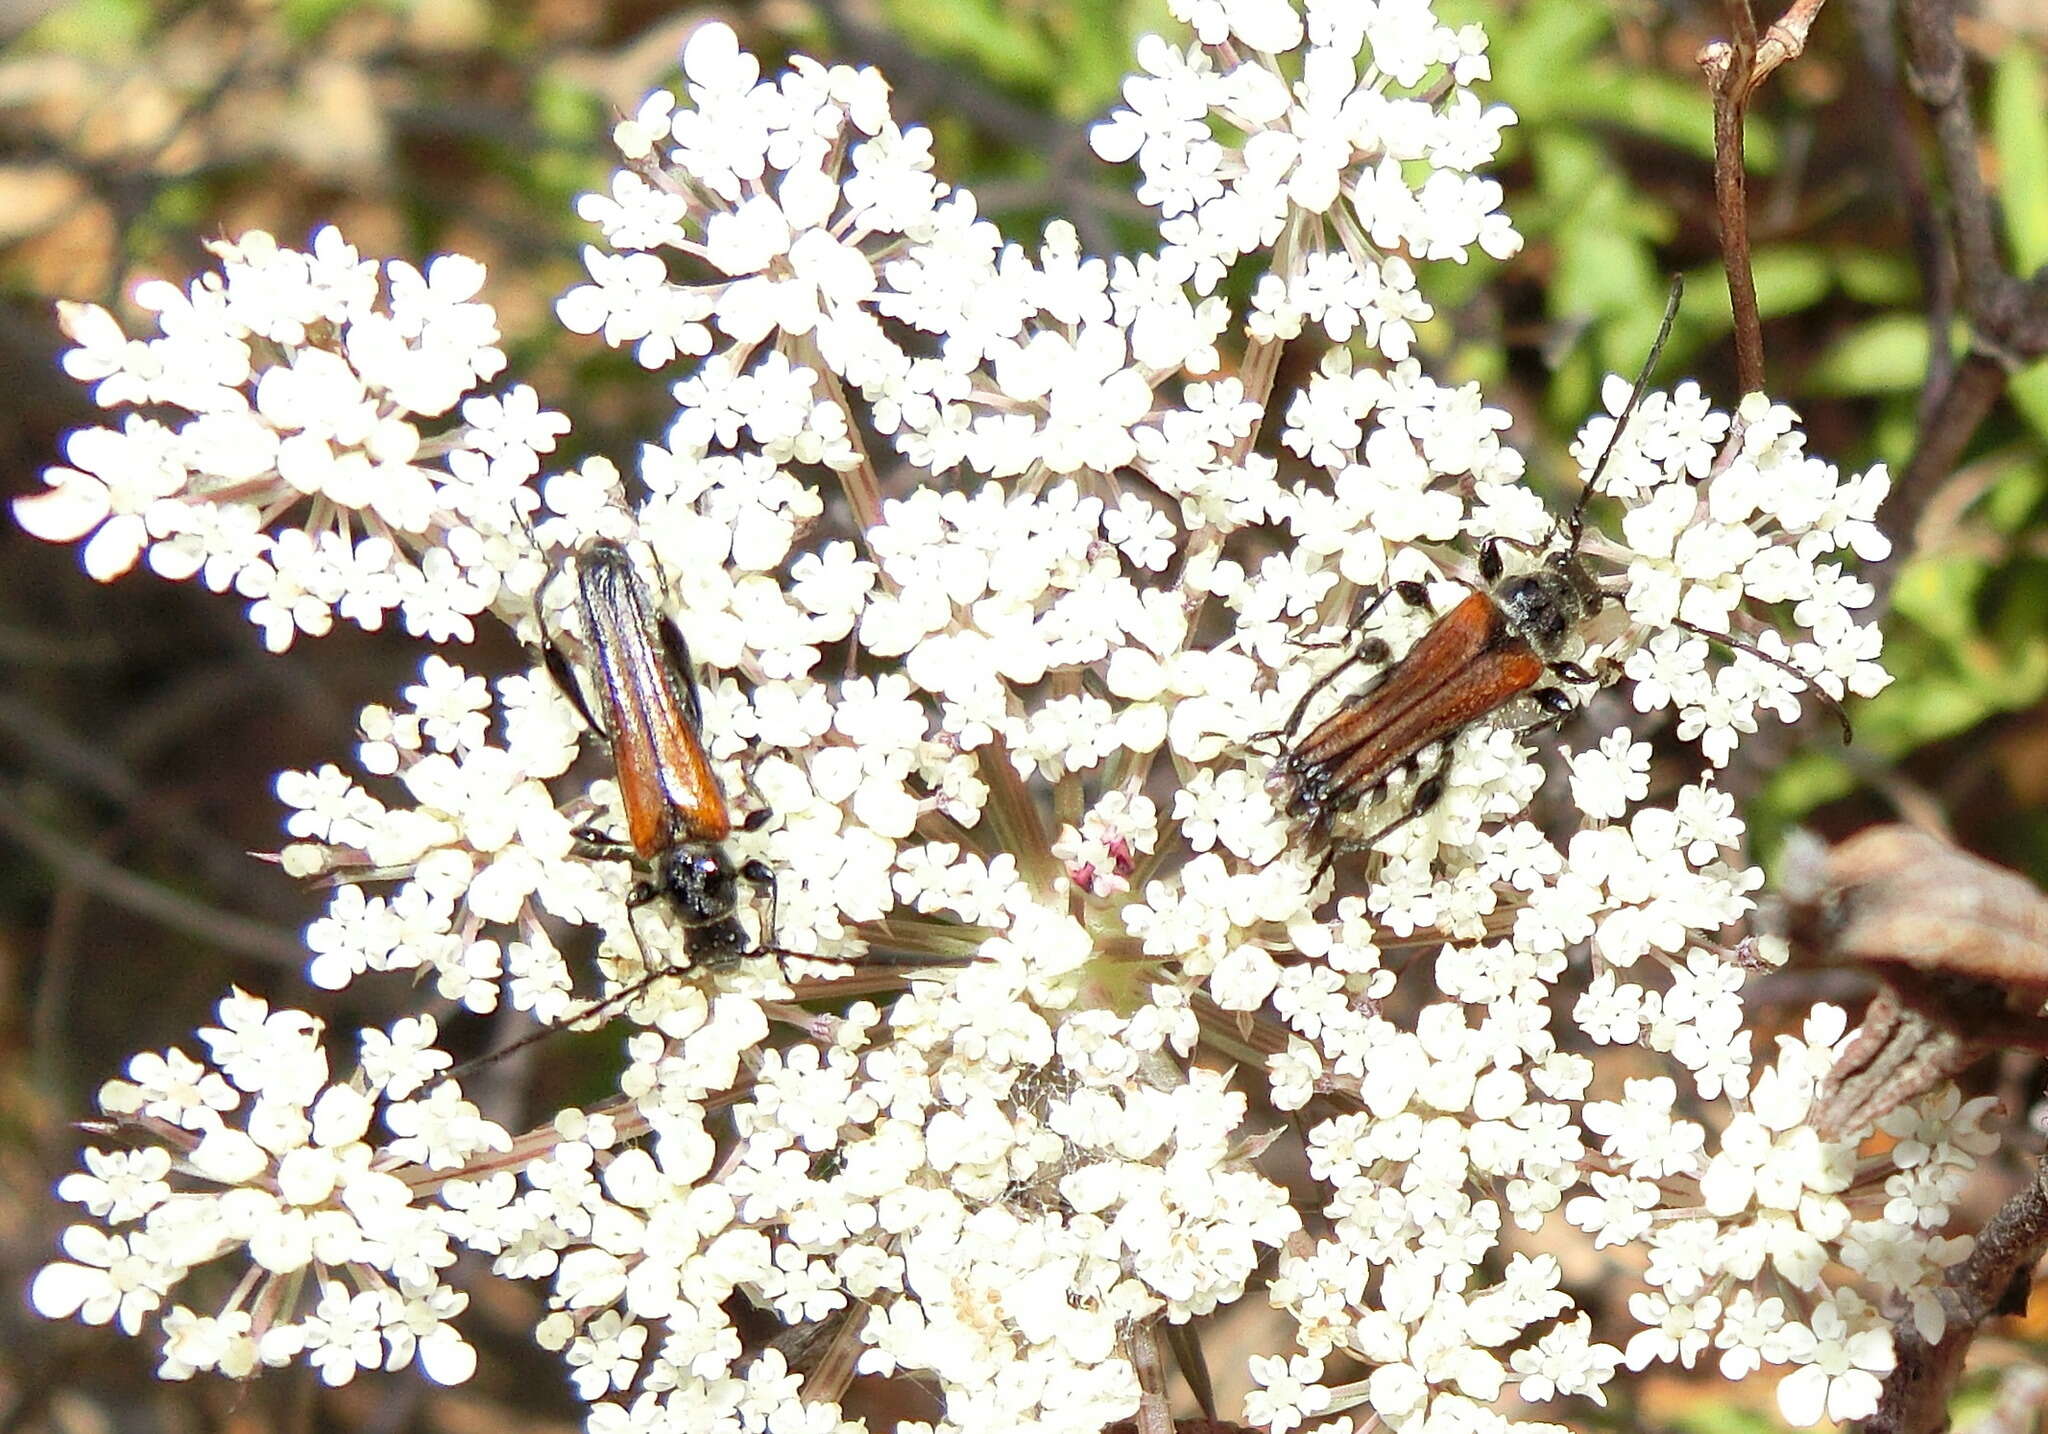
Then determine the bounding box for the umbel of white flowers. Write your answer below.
[21,4,1945,1433]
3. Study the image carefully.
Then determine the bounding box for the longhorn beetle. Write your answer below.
[542,535,779,969]
[407,530,971,1087]
[1274,279,1851,864]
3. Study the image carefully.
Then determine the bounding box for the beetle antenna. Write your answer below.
[1563,275,1686,550]
[1672,617,1855,745]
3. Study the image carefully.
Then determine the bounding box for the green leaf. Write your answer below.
[1671,250,1835,333]
[1468,0,1613,122]
[533,73,604,144]
[1666,1388,1794,1434]
[1869,404,1920,468]
[1834,247,1921,305]
[1529,129,1610,203]
[1805,314,1930,394]
[1469,0,1769,166]
[279,0,384,42]
[1763,750,1857,823]
[1748,246,1832,318]
[1862,552,2048,754]
[1891,554,1985,645]
[2009,358,2048,447]
[1988,565,2048,661]
[1534,134,1670,332]
[1551,228,1660,324]
[880,0,1137,117]
[1982,455,2048,534]
[1560,72,1757,166]
[22,0,148,54]
[1669,256,1830,335]
[1991,45,2048,272]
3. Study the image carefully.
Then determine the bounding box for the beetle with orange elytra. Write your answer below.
[540,533,977,983]
[408,528,970,1086]
[1273,280,1851,866]
[540,534,779,970]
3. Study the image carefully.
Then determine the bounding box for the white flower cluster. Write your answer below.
[26,1,1958,1432]
[1575,1007,1986,1425]
[32,991,492,1386]
[14,228,565,650]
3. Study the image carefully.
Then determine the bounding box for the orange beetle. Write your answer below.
[1274,280,1845,863]
[545,537,771,968]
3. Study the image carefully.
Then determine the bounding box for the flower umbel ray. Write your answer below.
[20,7,1947,1434]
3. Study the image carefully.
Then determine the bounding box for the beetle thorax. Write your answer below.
[1491,550,1602,659]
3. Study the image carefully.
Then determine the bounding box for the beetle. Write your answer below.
[1273,280,1848,865]
[1273,543,1606,857]
[541,536,778,969]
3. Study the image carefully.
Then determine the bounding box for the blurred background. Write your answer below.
[3,0,2047,1429]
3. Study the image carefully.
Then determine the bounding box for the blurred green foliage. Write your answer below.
[19,0,148,53]
[1667,1401,1793,1434]
[880,0,1158,117]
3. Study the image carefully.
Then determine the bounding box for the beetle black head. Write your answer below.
[655,841,742,927]
[652,841,753,968]
[682,915,753,968]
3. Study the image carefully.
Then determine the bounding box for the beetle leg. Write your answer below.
[1290,580,1426,650]
[521,534,609,738]
[1356,743,1457,852]
[1309,742,1458,886]
[735,858,780,960]
[1258,581,1433,747]
[1249,634,1391,752]
[1513,687,1578,737]
[734,754,777,832]
[1312,837,1362,889]
[571,826,632,859]
[540,639,606,737]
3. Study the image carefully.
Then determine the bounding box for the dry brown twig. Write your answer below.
[1798,825,2048,1136]
[1872,0,2048,591]
[1697,0,1828,397]
[1700,1,2048,600]
[1861,1161,2048,1434]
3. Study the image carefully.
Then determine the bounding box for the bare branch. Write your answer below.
[1785,825,2048,1432]
[1697,1,1830,395]
[1869,0,2048,593]
[1860,1158,2048,1434]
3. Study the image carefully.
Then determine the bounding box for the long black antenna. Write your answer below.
[1564,276,1686,548]
[1672,616,1855,745]
[424,941,976,1091]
